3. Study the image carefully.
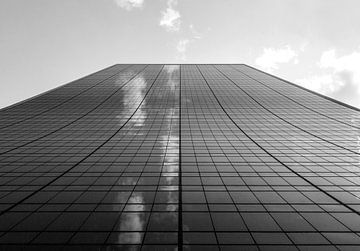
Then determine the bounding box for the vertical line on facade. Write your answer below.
[178,64,183,251]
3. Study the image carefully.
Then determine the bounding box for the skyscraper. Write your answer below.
[0,64,360,250]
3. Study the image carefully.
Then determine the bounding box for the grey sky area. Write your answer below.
[1,0,360,109]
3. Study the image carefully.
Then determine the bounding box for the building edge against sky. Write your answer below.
[1,64,360,114]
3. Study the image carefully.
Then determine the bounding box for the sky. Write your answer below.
[1,0,360,109]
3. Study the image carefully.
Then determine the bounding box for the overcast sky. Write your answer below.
[1,0,360,109]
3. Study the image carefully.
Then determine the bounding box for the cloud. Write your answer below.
[255,45,298,72]
[189,24,202,39]
[173,25,204,61]
[300,41,308,52]
[176,39,190,60]
[296,48,360,108]
[332,71,360,107]
[160,0,181,32]
[114,0,144,11]
[296,74,342,94]
[160,8,181,31]
[319,49,360,77]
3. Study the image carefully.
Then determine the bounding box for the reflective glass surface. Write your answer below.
[0,64,360,250]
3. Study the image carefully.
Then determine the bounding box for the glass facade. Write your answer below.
[0,64,360,250]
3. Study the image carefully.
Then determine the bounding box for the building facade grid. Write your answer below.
[0,64,359,250]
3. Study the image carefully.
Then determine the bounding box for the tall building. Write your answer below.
[0,64,360,250]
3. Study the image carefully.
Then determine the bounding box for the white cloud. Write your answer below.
[114,0,144,11]
[296,48,360,108]
[300,41,308,52]
[255,46,298,72]
[176,39,190,60]
[319,49,360,78]
[173,25,205,61]
[296,74,342,94]
[160,0,181,32]
[160,8,181,31]
[189,24,202,39]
